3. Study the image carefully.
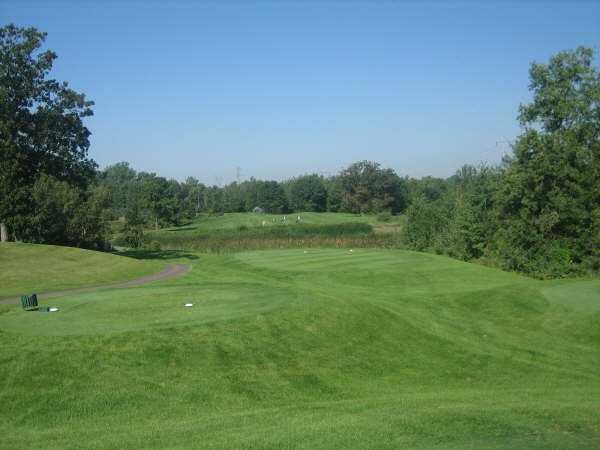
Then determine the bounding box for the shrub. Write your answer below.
[121,226,144,248]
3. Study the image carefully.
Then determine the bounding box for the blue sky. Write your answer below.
[3,1,600,183]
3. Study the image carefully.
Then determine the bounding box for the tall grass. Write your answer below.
[130,222,405,252]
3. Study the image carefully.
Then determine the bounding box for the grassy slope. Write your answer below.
[0,248,598,448]
[0,243,163,297]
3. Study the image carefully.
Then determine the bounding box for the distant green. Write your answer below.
[0,247,598,448]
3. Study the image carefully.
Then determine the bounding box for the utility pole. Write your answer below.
[236,166,242,183]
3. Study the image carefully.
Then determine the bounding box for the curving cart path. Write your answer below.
[0,264,191,305]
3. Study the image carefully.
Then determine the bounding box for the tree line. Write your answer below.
[1,24,599,277]
[99,159,407,218]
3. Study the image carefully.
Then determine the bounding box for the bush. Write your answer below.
[121,226,144,248]
[583,255,600,274]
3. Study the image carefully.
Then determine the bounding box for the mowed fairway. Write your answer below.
[0,248,599,448]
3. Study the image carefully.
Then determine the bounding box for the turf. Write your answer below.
[0,248,598,448]
[140,212,404,252]
[154,211,403,234]
[0,242,163,298]
[169,212,377,231]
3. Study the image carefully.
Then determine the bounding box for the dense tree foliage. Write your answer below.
[0,24,101,246]
[99,162,137,217]
[402,47,600,277]
[99,161,407,238]
[288,174,328,212]
[336,161,408,214]
[403,165,500,261]
[493,47,600,276]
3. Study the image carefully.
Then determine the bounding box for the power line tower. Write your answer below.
[495,137,513,148]
[236,166,242,183]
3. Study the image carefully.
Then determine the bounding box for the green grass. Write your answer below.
[0,242,163,297]
[0,247,599,448]
[170,212,381,231]
[138,212,404,252]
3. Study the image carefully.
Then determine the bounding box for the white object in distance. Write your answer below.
[49,307,59,312]
[184,303,193,307]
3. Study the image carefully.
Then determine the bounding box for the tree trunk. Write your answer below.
[0,222,8,242]
[155,217,158,231]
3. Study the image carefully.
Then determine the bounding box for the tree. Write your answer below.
[495,47,600,275]
[222,182,245,212]
[0,25,96,242]
[406,176,448,202]
[324,177,343,212]
[99,162,137,217]
[181,177,207,216]
[137,172,177,229]
[121,182,146,248]
[257,181,288,213]
[25,174,109,248]
[289,174,328,212]
[402,193,450,251]
[337,161,407,214]
[402,165,501,260]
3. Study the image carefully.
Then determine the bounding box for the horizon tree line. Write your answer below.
[1,24,598,277]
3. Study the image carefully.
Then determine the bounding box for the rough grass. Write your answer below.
[0,242,163,298]
[0,247,598,448]
[138,212,404,252]
[168,212,381,231]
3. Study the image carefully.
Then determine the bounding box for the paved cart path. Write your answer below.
[0,264,191,305]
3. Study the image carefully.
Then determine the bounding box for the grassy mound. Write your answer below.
[0,249,598,448]
[0,242,163,298]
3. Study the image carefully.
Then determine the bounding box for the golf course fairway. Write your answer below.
[1,248,598,449]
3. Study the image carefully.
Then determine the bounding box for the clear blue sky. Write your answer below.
[3,1,600,183]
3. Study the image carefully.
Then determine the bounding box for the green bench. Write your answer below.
[21,294,39,311]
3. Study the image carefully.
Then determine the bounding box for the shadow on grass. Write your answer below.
[114,249,199,261]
